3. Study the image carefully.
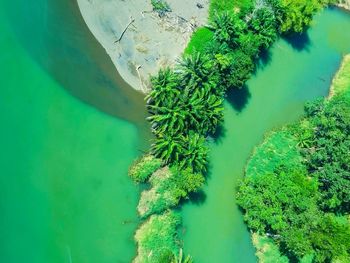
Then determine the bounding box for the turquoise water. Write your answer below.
[0,0,149,262]
[181,8,350,263]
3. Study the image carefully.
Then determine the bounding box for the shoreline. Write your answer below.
[336,0,350,12]
[77,1,349,93]
[328,54,350,98]
[245,53,350,262]
[77,0,209,92]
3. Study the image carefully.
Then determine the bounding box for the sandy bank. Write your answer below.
[337,0,350,11]
[77,0,209,92]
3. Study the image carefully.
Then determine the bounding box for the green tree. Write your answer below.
[271,0,326,33]
[178,53,215,95]
[237,167,321,258]
[248,7,278,49]
[146,68,180,107]
[211,12,246,48]
[301,97,350,213]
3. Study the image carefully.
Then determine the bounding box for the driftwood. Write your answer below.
[136,65,147,93]
[115,16,135,43]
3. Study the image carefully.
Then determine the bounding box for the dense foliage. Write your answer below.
[271,0,336,33]
[298,96,350,213]
[237,83,350,261]
[147,1,288,173]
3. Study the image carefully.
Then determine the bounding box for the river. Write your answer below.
[0,0,149,262]
[1,3,350,263]
[181,7,350,263]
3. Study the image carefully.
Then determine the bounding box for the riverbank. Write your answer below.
[329,54,350,97]
[337,0,350,11]
[77,0,209,92]
[240,54,350,262]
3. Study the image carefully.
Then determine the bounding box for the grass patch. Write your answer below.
[134,211,180,263]
[330,54,350,98]
[209,0,253,19]
[184,27,214,55]
[252,233,289,263]
[245,129,303,179]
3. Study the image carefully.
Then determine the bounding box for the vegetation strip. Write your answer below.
[128,0,339,262]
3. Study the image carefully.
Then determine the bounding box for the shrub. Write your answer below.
[129,154,162,183]
[134,211,181,263]
[138,167,205,217]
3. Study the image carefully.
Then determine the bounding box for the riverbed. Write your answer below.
[181,7,350,263]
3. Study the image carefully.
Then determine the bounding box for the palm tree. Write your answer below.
[187,90,224,135]
[177,53,213,94]
[146,68,180,107]
[178,132,209,173]
[211,12,246,48]
[151,133,184,164]
[147,103,188,135]
[171,249,193,263]
[249,7,277,49]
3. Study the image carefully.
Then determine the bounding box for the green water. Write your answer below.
[0,0,148,262]
[181,8,350,263]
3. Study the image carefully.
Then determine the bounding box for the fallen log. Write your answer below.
[115,16,135,43]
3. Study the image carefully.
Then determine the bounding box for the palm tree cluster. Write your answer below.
[207,7,279,89]
[146,53,224,173]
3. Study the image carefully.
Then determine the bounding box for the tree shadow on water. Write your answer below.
[282,31,311,52]
[226,86,252,113]
[256,48,273,70]
[212,124,227,145]
[178,190,207,207]
[188,190,207,206]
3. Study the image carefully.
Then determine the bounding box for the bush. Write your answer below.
[129,154,162,183]
[138,166,204,217]
[134,211,181,263]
